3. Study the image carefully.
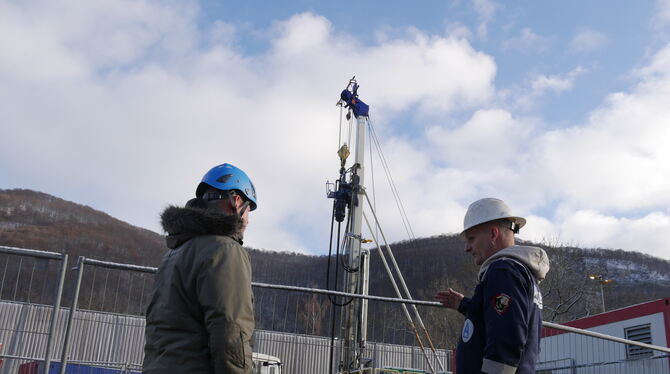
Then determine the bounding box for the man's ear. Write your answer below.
[229,194,240,209]
[489,224,501,241]
[235,194,245,208]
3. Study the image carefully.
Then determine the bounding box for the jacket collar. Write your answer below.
[478,245,550,283]
[160,205,244,249]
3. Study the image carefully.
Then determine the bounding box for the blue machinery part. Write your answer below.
[328,170,359,223]
[340,79,369,118]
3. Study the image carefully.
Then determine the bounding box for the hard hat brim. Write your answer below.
[461,215,526,236]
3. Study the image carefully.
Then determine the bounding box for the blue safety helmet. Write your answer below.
[196,163,258,211]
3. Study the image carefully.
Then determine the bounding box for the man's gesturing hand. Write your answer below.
[435,288,464,310]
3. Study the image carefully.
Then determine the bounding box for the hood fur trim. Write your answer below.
[160,205,244,248]
[478,245,550,283]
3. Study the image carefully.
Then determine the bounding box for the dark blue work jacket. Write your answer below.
[456,258,543,374]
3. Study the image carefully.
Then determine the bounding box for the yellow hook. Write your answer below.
[338,144,350,169]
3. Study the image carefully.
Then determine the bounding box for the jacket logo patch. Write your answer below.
[461,319,474,343]
[492,293,512,315]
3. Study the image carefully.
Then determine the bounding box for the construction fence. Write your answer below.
[1,245,669,374]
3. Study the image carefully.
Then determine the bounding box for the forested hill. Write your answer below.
[252,234,670,322]
[1,188,668,329]
[0,188,165,266]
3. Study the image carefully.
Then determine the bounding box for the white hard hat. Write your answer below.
[462,198,526,234]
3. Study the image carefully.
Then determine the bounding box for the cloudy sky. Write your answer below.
[2,0,670,260]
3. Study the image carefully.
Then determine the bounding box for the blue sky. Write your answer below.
[1,0,670,260]
[199,1,654,125]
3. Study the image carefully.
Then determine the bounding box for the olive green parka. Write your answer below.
[143,205,254,374]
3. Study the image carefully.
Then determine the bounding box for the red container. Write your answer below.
[18,361,40,374]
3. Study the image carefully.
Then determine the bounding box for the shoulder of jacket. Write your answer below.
[190,234,239,246]
[486,257,532,281]
[190,235,247,259]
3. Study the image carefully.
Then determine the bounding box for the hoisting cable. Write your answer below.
[367,119,443,345]
[363,205,445,373]
[326,201,354,306]
[333,163,359,274]
[366,122,444,366]
[367,120,417,239]
[332,106,359,275]
[327,124,360,374]
[362,191,445,372]
[326,203,338,374]
[334,89,359,274]
[361,211,436,374]
[367,119,379,246]
[343,76,357,149]
[325,203,354,306]
[336,76,354,149]
[328,110,358,294]
[338,103,344,149]
[347,109,354,152]
[334,221,354,304]
[326,197,354,374]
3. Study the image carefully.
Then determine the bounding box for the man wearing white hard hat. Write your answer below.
[436,198,550,374]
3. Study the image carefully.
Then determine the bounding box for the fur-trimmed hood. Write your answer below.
[478,245,550,283]
[160,206,245,249]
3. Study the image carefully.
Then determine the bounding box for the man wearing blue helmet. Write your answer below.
[144,163,258,374]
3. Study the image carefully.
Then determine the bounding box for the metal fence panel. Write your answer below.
[1,299,449,374]
[53,257,453,374]
[540,325,670,374]
[0,301,139,374]
[0,246,68,374]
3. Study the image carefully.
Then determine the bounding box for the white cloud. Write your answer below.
[530,66,586,95]
[521,210,670,260]
[426,109,535,170]
[472,0,497,38]
[504,45,670,258]
[445,21,473,40]
[0,4,496,254]
[473,0,496,22]
[270,12,332,56]
[502,27,547,52]
[503,66,587,111]
[569,28,609,53]
[519,215,559,245]
[412,44,670,260]
[209,21,237,47]
[523,47,670,213]
[557,211,670,260]
[654,0,670,28]
[357,136,475,241]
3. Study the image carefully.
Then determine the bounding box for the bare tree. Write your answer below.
[298,292,330,335]
[540,241,595,322]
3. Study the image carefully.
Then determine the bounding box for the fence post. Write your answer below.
[59,256,85,374]
[44,253,68,370]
